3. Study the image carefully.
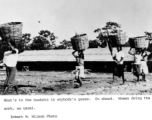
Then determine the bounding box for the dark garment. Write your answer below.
[76,57,84,66]
[4,66,17,86]
[113,63,124,77]
[133,64,141,76]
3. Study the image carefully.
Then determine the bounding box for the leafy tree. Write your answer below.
[39,30,57,48]
[94,21,122,55]
[16,40,25,53]
[21,33,32,50]
[94,28,101,33]
[54,45,66,49]
[22,33,31,43]
[30,30,58,50]
[59,39,72,49]
[89,39,100,48]
[39,30,51,37]
[145,31,152,40]
[30,36,50,50]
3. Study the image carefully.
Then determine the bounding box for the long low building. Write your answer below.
[15,48,152,72]
[18,48,134,62]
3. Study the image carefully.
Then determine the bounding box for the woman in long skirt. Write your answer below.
[2,41,19,94]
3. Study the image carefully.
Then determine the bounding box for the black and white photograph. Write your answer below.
[0,0,152,95]
[0,0,152,119]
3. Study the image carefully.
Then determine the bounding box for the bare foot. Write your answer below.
[73,83,80,88]
[120,83,125,85]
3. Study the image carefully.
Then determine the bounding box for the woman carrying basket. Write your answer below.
[72,50,85,88]
[128,48,142,82]
[2,41,19,95]
[112,46,126,85]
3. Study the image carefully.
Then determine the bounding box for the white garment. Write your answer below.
[134,54,142,64]
[3,49,18,67]
[75,66,85,78]
[140,61,149,74]
[113,51,125,65]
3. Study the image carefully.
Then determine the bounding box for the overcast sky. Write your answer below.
[0,0,152,42]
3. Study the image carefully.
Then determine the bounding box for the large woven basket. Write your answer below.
[71,34,89,51]
[134,37,149,48]
[116,32,127,45]
[0,22,24,53]
[0,22,23,43]
[108,32,127,47]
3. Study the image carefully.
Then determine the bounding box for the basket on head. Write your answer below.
[109,32,127,47]
[71,34,89,51]
[0,22,23,43]
[0,22,24,53]
[134,36,149,48]
[116,32,127,45]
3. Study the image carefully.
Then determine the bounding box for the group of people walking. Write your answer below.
[112,46,149,85]
[129,47,149,82]
[0,41,150,94]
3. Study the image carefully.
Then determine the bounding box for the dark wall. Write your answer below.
[16,61,135,72]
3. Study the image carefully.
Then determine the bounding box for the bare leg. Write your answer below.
[74,70,80,88]
[121,66,125,84]
[4,67,9,86]
[122,75,125,85]
[13,85,18,94]
[142,74,146,81]
[3,85,9,95]
[137,75,140,82]
[112,74,115,84]
[3,67,10,94]
[76,69,82,86]
[77,76,82,86]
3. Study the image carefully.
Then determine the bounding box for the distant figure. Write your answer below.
[2,41,19,95]
[112,46,126,84]
[72,50,85,88]
[128,48,142,82]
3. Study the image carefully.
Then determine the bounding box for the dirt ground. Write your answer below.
[0,70,152,95]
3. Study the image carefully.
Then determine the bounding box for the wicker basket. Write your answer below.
[116,32,127,45]
[134,37,149,48]
[108,32,127,47]
[71,34,89,51]
[0,22,24,53]
[0,22,23,43]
